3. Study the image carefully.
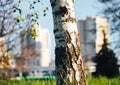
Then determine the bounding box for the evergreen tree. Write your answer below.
[92,30,119,78]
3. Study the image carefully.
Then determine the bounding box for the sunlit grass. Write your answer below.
[0,76,120,85]
[0,80,56,85]
[86,75,120,85]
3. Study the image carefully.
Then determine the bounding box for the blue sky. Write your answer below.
[21,0,103,59]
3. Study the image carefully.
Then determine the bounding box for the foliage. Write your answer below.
[16,0,49,39]
[26,25,39,40]
[0,40,13,80]
[92,31,119,78]
[0,51,12,68]
[0,38,12,68]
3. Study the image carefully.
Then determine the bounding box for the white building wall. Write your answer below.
[35,25,51,67]
[95,16,109,53]
[40,29,51,67]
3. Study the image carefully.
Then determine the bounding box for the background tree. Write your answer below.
[0,38,12,68]
[0,0,38,64]
[0,0,37,79]
[50,0,86,85]
[0,0,21,80]
[97,0,120,61]
[0,0,20,68]
[92,30,119,78]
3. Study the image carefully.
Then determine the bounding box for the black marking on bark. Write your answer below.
[53,28,58,33]
[55,35,62,39]
[51,1,56,7]
[55,46,67,84]
[55,46,66,66]
[59,38,65,42]
[65,19,68,22]
[59,6,68,16]
[54,6,68,17]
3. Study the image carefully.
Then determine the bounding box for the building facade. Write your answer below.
[16,25,51,73]
[77,16,109,60]
[35,26,51,67]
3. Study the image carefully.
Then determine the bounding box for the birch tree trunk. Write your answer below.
[50,0,86,85]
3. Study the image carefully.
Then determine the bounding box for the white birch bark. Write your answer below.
[50,0,86,85]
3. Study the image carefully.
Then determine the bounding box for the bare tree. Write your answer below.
[0,0,35,73]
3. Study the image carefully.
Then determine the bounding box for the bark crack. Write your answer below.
[65,30,86,85]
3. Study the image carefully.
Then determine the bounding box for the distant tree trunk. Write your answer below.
[50,0,86,85]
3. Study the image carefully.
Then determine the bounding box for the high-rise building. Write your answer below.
[18,24,51,71]
[77,16,109,60]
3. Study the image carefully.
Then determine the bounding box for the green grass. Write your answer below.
[0,80,56,85]
[0,76,120,85]
[86,76,120,85]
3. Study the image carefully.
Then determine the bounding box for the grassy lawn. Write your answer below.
[0,80,56,85]
[86,76,120,85]
[0,76,120,85]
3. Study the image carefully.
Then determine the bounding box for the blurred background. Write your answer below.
[0,0,120,84]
